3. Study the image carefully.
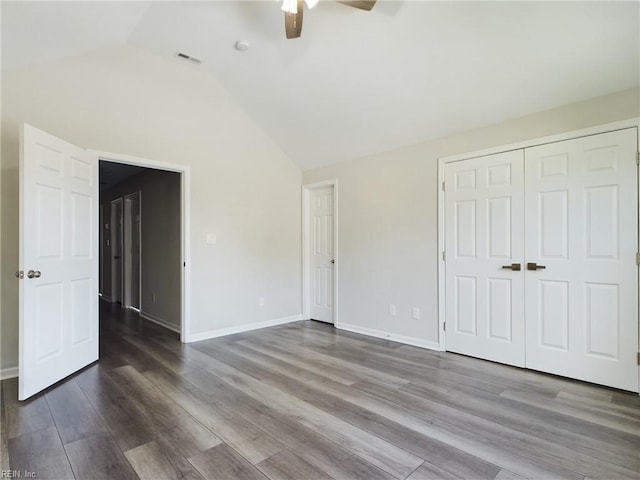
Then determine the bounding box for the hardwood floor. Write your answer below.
[1,302,639,479]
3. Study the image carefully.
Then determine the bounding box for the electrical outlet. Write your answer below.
[259,296,265,307]
[389,304,397,316]
[412,307,420,320]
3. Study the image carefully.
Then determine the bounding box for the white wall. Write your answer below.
[303,88,639,347]
[1,46,302,373]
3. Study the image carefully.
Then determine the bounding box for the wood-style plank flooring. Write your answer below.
[1,302,639,479]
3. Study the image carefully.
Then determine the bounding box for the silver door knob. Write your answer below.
[27,270,41,279]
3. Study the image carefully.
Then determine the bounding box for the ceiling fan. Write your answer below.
[282,0,377,39]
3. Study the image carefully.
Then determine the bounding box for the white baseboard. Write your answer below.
[337,322,441,351]
[0,366,18,380]
[187,314,304,343]
[140,311,181,334]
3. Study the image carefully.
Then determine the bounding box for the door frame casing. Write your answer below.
[302,180,339,326]
[437,118,640,387]
[90,150,191,342]
[123,190,141,310]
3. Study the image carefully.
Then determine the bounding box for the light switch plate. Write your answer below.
[206,233,217,245]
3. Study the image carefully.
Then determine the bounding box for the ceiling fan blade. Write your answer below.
[337,0,377,11]
[285,0,304,39]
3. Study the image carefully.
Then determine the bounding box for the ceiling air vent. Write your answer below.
[176,52,202,65]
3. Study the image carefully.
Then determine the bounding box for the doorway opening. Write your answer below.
[99,160,185,337]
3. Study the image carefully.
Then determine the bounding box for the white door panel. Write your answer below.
[445,150,525,367]
[524,128,638,391]
[310,186,335,323]
[444,128,638,391]
[20,124,98,400]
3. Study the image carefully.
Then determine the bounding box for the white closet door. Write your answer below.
[445,150,525,367]
[524,128,638,392]
[310,186,335,323]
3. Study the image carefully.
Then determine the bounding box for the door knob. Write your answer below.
[331,259,335,264]
[27,270,41,279]
[527,262,546,271]
[501,263,521,271]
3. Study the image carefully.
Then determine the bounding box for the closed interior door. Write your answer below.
[110,198,123,303]
[524,128,638,391]
[310,186,335,323]
[445,150,526,366]
[19,124,98,400]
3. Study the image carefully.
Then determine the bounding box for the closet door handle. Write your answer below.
[501,263,521,271]
[527,262,546,271]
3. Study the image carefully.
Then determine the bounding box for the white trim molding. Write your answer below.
[186,315,304,343]
[89,149,191,343]
[338,323,441,351]
[1,366,19,380]
[302,179,339,326]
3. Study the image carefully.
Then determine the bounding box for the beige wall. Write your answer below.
[1,46,302,372]
[303,88,639,346]
[100,168,181,329]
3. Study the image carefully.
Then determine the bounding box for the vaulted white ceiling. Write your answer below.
[3,1,639,169]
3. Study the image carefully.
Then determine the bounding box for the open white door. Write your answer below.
[19,124,98,400]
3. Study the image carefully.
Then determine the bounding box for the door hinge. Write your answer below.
[636,252,640,265]
[15,270,24,279]
[443,322,446,332]
[442,181,446,191]
[442,251,446,261]
[637,352,640,365]
[636,152,639,165]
